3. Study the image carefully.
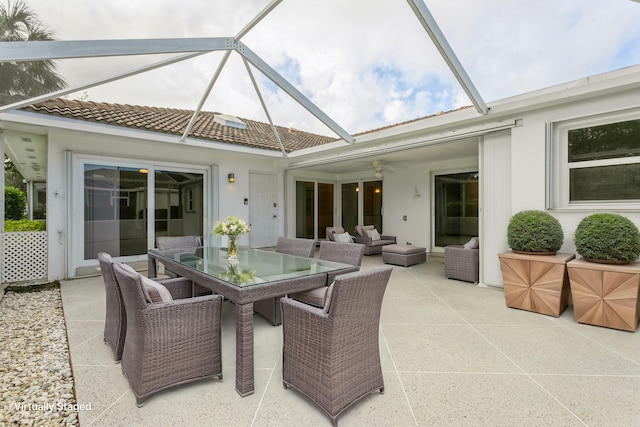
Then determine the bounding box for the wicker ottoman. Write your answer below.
[382,244,427,267]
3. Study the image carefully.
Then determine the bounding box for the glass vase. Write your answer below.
[227,235,238,259]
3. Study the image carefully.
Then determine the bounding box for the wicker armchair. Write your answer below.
[254,237,316,325]
[155,235,200,277]
[353,225,397,255]
[444,243,479,283]
[289,240,365,308]
[113,262,223,407]
[98,252,193,362]
[155,235,210,295]
[281,266,393,426]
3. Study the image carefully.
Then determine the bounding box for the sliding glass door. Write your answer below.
[81,159,206,264]
[363,180,383,232]
[434,171,478,247]
[295,180,334,239]
[341,182,359,235]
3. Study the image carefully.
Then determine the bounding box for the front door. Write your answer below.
[249,172,278,247]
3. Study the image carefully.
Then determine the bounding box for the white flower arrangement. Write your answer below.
[212,216,251,238]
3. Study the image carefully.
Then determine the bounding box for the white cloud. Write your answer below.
[23,0,640,136]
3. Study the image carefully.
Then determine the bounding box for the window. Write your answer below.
[549,110,640,208]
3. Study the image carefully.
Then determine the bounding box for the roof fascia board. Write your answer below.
[0,110,284,158]
[284,118,518,169]
[406,0,488,115]
[489,64,640,115]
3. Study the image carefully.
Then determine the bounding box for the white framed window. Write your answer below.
[548,109,640,209]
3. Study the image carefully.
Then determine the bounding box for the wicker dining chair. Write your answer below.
[289,240,365,308]
[254,237,316,325]
[155,235,201,277]
[112,262,223,407]
[281,266,393,426]
[155,235,212,295]
[98,252,194,362]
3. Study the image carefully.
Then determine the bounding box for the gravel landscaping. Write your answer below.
[0,282,78,426]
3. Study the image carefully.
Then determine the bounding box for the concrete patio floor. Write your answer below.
[61,255,640,426]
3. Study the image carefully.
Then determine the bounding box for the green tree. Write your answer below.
[4,154,25,191]
[0,0,67,102]
[5,185,26,219]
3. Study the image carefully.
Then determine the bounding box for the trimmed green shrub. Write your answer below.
[4,186,26,220]
[574,213,640,263]
[507,210,564,253]
[4,219,46,232]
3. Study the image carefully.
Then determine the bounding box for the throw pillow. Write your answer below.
[367,229,381,241]
[463,237,479,250]
[141,276,173,303]
[333,232,354,243]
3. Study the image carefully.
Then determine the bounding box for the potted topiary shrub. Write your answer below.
[499,210,575,317]
[573,213,640,264]
[507,210,564,255]
[567,213,640,331]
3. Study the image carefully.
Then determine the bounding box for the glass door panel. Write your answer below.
[84,165,148,259]
[341,182,359,235]
[154,170,204,241]
[434,172,478,247]
[295,181,314,238]
[317,182,334,239]
[363,180,383,232]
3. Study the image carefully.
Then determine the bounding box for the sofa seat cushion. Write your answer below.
[370,239,396,247]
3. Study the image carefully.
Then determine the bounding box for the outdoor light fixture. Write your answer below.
[228,173,235,183]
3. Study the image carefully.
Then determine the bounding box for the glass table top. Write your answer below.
[149,245,352,287]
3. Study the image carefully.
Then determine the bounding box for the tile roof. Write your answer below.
[22,98,339,153]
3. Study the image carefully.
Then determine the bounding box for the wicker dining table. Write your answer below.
[148,245,352,397]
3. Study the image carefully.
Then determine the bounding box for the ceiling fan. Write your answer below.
[372,160,394,178]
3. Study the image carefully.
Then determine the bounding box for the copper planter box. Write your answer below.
[499,252,575,317]
[567,258,640,332]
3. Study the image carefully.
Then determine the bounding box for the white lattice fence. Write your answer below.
[1,231,48,283]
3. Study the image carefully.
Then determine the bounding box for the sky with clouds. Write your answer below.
[22,0,640,136]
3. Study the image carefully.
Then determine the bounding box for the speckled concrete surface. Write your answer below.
[61,255,640,426]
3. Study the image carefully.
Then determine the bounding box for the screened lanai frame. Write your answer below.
[0,0,487,155]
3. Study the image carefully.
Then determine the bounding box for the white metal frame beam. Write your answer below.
[0,37,354,143]
[407,0,488,115]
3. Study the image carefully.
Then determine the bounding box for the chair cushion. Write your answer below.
[333,232,354,243]
[119,262,173,303]
[463,237,480,250]
[370,239,396,247]
[141,276,173,303]
[291,286,328,308]
[323,282,335,313]
[367,229,381,241]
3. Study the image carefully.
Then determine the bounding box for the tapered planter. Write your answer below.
[499,252,575,317]
[567,258,640,332]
